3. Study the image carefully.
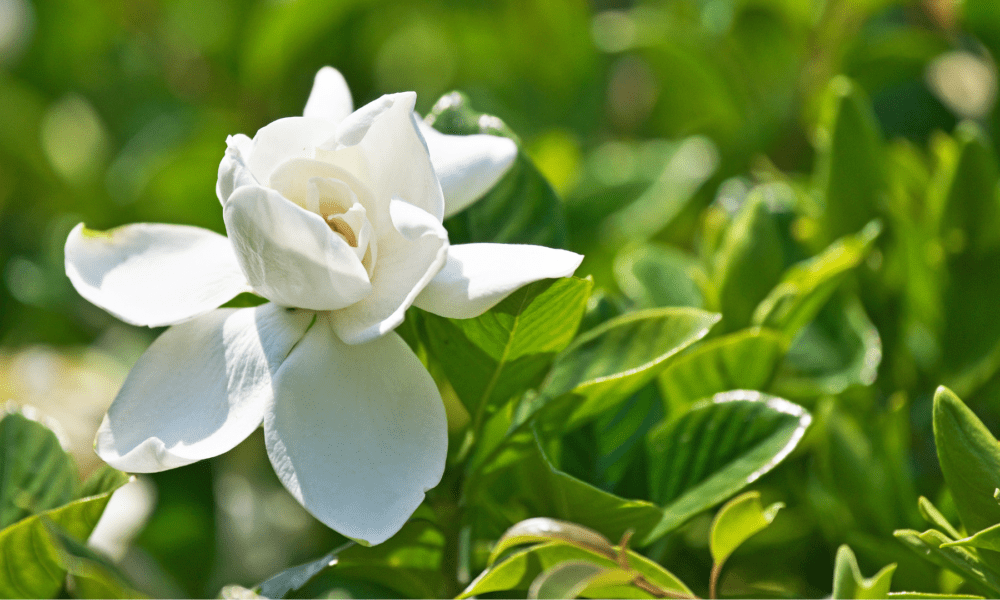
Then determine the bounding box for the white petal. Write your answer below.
[217,134,256,205]
[264,315,447,545]
[223,185,372,311]
[338,93,445,223]
[247,117,338,183]
[302,66,353,125]
[330,199,448,344]
[417,120,518,218]
[96,304,314,472]
[413,243,583,319]
[65,223,252,327]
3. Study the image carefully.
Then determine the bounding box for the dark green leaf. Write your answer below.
[832,544,896,599]
[255,542,353,600]
[644,391,811,544]
[0,411,78,529]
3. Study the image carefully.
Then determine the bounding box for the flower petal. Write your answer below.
[217,134,256,205]
[264,315,447,545]
[416,120,518,218]
[413,243,583,319]
[339,93,445,223]
[247,117,339,184]
[223,184,372,311]
[330,199,448,344]
[96,304,314,472]
[65,223,252,327]
[302,66,353,125]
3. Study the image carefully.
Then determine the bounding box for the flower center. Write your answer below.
[305,176,378,276]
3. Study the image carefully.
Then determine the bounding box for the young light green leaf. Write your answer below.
[0,473,131,598]
[644,391,811,544]
[657,328,786,414]
[428,91,568,249]
[528,561,607,599]
[459,541,692,599]
[918,496,963,540]
[537,307,720,429]
[422,277,592,418]
[711,189,785,331]
[0,410,78,528]
[709,490,784,567]
[887,593,985,599]
[933,386,1000,564]
[488,518,616,566]
[942,522,1000,552]
[813,76,884,240]
[752,220,881,338]
[894,528,1000,595]
[832,544,896,599]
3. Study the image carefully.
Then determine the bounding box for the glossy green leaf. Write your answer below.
[537,308,720,429]
[489,518,616,566]
[709,490,784,567]
[0,472,130,598]
[753,220,881,338]
[459,541,691,599]
[0,411,78,528]
[528,561,606,599]
[832,544,897,599]
[814,76,884,240]
[428,91,567,248]
[933,387,1000,550]
[422,277,592,419]
[894,528,1000,595]
[644,391,811,544]
[712,189,785,331]
[657,328,786,415]
[614,243,704,309]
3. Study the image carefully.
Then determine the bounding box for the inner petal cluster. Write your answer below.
[305,177,377,276]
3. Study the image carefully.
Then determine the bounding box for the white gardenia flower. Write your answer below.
[64,67,582,545]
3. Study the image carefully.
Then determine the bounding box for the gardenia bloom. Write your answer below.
[64,67,582,546]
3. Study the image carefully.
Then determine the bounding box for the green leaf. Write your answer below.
[614,243,704,309]
[709,490,784,567]
[428,91,568,248]
[933,387,1000,549]
[422,277,591,421]
[894,528,1000,595]
[47,523,147,599]
[0,411,78,528]
[657,328,786,415]
[918,497,963,540]
[887,593,985,599]
[536,308,720,429]
[928,122,1000,254]
[711,189,786,331]
[943,522,1000,552]
[752,220,881,338]
[832,544,897,599]
[254,542,353,599]
[528,561,606,599]
[814,76,884,240]
[475,428,663,544]
[0,474,131,598]
[459,541,691,599]
[489,518,616,566]
[644,391,811,544]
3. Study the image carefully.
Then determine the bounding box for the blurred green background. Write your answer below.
[3,0,1000,596]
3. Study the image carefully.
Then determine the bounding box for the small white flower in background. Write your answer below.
[64,67,582,545]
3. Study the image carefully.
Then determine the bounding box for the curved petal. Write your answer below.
[248,117,339,184]
[96,303,314,472]
[264,315,447,545]
[217,134,257,205]
[223,185,372,311]
[339,93,444,223]
[417,120,518,218]
[330,199,448,344]
[65,222,252,327]
[303,66,353,125]
[413,243,583,319]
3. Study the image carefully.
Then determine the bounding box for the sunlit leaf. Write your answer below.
[942,522,1000,552]
[489,518,615,566]
[644,391,811,544]
[528,561,606,599]
[832,544,896,599]
[709,490,784,567]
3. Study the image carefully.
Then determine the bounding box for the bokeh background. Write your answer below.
[1,0,999,597]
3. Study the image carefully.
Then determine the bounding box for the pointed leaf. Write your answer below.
[709,491,784,567]
[0,411,77,529]
[644,391,811,544]
[832,544,896,599]
[918,497,963,540]
[943,522,1000,552]
[254,543,353,599]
